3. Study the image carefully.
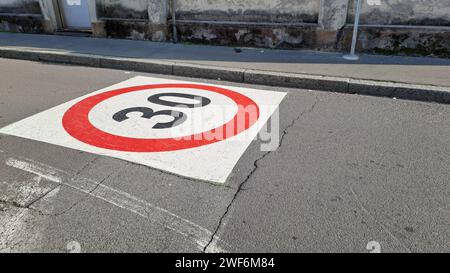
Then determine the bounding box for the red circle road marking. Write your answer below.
[62,83,260,152]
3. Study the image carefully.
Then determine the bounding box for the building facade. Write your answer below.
[1,0,450,57]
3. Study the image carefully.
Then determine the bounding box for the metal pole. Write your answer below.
[343,0,362,61]
[171,0,178,43]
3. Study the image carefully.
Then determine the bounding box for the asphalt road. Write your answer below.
[0,58,449,253]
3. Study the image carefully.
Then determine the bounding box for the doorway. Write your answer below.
[57,0,92,30]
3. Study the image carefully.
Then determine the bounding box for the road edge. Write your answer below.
[1,47,450,104]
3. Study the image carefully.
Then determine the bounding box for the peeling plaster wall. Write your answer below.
[348,0,450,26]
[176,0,320,23]
[0,0,41,14]
[96,0,149,20]
[174,0,322,49]
[338,25,450,58]
[95,0,169,42]
[177,22,319,49]
[341,0,450,57]
[319,0,349,30]
[2,0,450,57]
[0,0,43,33]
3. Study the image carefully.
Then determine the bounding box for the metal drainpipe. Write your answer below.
[171,0,178,43]
[343,0,362,60]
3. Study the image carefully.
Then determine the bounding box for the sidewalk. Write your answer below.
[1,33,450,103]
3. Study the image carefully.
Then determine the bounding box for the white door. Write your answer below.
[59,0,92,29]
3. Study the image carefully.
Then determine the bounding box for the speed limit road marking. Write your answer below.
[0,76,286,183]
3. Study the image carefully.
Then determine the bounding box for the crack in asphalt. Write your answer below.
[22,183,61,210]
[73,156,100,177]
[0,179,60,216]
[1,156,113,217]
[0,199,26,210]
[1,155,104,216]
[47,173,112,217]
[0,198,47,217]
[202,95,321,252]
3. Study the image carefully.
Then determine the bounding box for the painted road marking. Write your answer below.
[366,241,381,253]
[67,241,82,253]
[0,76,286,183]
[5,157,228,252]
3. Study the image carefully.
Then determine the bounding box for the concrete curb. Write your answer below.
[1,47,450,104]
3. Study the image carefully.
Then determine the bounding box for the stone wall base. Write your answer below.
[171,22,450,58]
[0,15,44,33]
[174,21,321,49]
[338,25,450,58]
[2,15,450,58]
[98,19,168,42]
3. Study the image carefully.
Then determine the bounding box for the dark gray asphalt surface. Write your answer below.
[0,58,449,253]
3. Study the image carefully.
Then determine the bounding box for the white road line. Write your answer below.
[5,157,227,252]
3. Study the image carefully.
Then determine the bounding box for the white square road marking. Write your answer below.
[0,76,286,183]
